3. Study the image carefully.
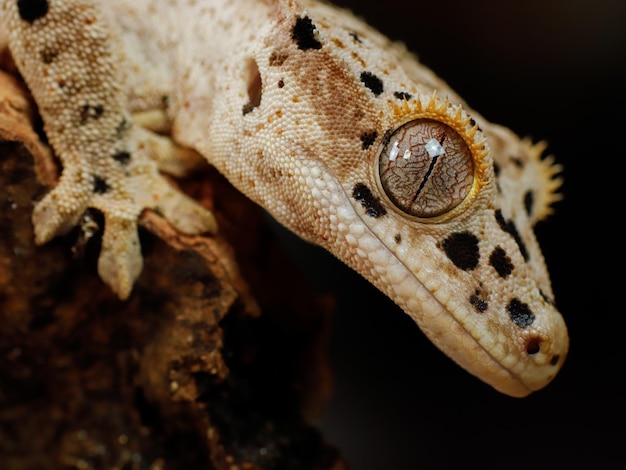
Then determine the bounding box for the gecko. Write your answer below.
[0,0,568,398]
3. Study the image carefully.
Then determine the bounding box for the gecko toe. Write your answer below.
[158,190,219,235]
[32,181,90,244]
[97,216,143,300]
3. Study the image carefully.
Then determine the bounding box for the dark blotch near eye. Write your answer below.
[360,71,384,96]
[352,183,387,218]
[292,16,322,50]
[469,117,482,132]
[393,91,412,101]
[17,0,49,23]
[360,131,377,150]
[489,246,514,278]
[495,209,529,261]
[442,232,480,271]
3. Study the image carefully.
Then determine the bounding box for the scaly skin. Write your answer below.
[0,0,568,396]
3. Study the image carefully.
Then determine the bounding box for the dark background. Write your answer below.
[273,0,625,468]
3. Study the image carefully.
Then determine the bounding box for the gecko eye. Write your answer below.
[378,119,474,218]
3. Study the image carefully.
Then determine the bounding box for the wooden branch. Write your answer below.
[0,69,346,470]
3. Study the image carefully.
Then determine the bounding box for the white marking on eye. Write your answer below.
[389,141,400,161]
[424,138,445,158]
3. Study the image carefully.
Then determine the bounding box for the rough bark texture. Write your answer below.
[0,67,345,470]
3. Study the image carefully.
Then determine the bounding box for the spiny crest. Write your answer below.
[391,91,492,191]
[522,138,563,222]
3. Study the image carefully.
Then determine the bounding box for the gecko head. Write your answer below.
[240,9,568,396]
[326,93,569,397]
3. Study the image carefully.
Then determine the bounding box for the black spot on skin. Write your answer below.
[489,246,514,278]
[162,95,170,108]
[360,131,377,150]
[79,104,104,125]
[349,32,362,43]
[291,17,322,50]
[470,293,488,313]
[93,176,110,194]
[352,183,387,218]
[524,190,534,217]
[360,71,384,96]
[550,354,560,366]
[393,91,412,101]
[394,233,402,244]
[277,79,285,88]
[40,48,58,64]
[495,209,529,261]
[112,151,131,165]
[469,117,482,132]
[17,0,49,23]
[507,298,535,327]
[442,232,480,271]
[493,163,502,193]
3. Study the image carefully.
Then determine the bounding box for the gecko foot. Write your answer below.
[32,126,217,299]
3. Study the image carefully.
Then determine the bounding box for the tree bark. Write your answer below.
[0,68,346,470]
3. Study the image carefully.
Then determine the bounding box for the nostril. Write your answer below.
[550,354,560,366]
[525,337,541,355]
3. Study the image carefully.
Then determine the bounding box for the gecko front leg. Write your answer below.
[1,0,216,298]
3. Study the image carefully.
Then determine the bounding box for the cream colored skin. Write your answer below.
[1,0,568,397]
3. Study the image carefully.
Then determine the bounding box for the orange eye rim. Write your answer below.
[374,92,492,224]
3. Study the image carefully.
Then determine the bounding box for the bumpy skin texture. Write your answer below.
[0,0,568,397]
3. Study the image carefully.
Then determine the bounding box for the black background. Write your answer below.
[274,1,625,468]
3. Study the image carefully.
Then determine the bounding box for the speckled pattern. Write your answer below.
[0,0,567,397]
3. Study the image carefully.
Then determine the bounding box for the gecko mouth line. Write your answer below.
[345,190,539,397]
